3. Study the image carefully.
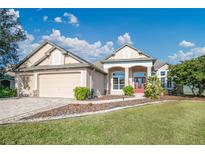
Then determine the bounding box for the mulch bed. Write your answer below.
[22,95,205,120]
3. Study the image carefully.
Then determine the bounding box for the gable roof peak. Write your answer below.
[104,43,155,60]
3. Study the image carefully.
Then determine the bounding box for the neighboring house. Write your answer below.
[154,60,173,90]
[14,40,172,98]
[0,72,15,89]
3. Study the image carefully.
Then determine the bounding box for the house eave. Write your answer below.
[15,64,107,75]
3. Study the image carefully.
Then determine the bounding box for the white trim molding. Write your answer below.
[103,61,153,69]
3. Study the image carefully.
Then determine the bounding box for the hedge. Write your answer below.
[0,86,16,98]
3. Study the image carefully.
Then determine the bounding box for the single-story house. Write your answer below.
[14,40,172,98]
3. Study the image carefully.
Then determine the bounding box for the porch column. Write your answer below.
[129,68,132,86]
[147,67,152,77]
[125,67,129,86]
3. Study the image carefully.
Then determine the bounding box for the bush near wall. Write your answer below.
[73,87,91,100]
[123,85,134,96]
[144,76,163,99]
[0,86,16,98]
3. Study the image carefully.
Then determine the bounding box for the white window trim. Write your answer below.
[112,71,125,91]
[52,51,62,65]
[160,70,166,76]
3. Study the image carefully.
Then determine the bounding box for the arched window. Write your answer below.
[112,71,125,90]
[1,80,10,88]
[52,51,61,65]
[133,72,146,77]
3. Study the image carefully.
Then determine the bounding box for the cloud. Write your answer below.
[64,12,79,27]
[5,9,19,22]
[54,17,62,23]
[43,16,48,21]
[4,9,23,35]
[117,32,133,45]
[42,29,113,61]
[168,47,205,64]
[18,32,40,59]
[179,40,195,47]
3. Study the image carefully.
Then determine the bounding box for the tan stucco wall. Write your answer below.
[16,73,35,96]
[108,46,147,60]
[37,49,81,66]
[38,57,49,66]
[86,68,91,89]
[19,44,53,68]
[91,70,105,96]
[65,55,81,64]
[86,68,106,96]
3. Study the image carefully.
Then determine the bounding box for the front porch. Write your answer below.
[105,65,152,95]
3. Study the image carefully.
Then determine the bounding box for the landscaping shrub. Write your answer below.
[123,85,134,96]
[144,76,163,99]
[0,86,16,98]
[73,87,91,100]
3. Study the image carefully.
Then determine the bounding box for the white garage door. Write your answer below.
[39,72,81,98]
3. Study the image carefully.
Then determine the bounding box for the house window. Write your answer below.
[133,72,145,77]
[167,78,172,88]
[151,71,156,76]
[160,71,166,76]
[161,77,165,88]
[52,51,61,65]
[1,80,10,88]
[112,71,125,90]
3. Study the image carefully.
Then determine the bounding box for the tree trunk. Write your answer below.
[189,85,196,96]
[197,85,204,97]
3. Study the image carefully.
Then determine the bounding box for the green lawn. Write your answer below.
[1,101,205,144]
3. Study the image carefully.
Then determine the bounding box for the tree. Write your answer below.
[169,56,205,97]
[0,9,26,73]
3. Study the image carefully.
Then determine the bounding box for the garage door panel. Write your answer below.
[39,73,81,98]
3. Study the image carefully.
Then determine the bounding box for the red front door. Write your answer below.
[134,77,145,93]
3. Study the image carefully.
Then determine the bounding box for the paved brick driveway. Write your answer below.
[0,97,75,124]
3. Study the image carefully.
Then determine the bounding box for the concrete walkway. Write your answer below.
[77,93,145,104]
